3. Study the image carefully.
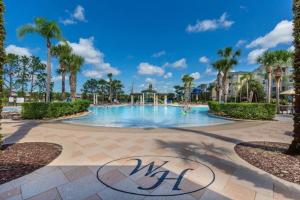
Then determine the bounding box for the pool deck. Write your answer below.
[1,119,300,200]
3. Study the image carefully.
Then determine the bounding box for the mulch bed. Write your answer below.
[0,142,62,184]
[235,141,300,185]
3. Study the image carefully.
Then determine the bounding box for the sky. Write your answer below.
[4,0,293,93]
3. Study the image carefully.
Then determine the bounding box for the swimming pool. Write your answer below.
[64,105,232,128]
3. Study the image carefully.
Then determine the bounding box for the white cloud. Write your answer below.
[67,37,120,76]
[73,5,86,21]
[60,19,76,25]
[152,50,166,58]
[172,58,187,69]
[247,48,267,64]
[190,72,201,80]
[164,72,172,79]
[60,5,86,25]
[83,70,103,78]
[52,75,69,82]
[199,56,209,63]
[186,12,234,33]
[5,45,31,56]
[288,45,295,52]
[138,62,164,76]
[145,77,156,84]
[205,67,217,76]
[236,39,247,47]
[247,20,292,49]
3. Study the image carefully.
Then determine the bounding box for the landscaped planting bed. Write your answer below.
[235,141,300,184]
[0,142,62,184]
[208,101,276,120]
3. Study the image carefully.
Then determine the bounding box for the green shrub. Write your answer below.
[22,100,90,119]
[208,101,276,120]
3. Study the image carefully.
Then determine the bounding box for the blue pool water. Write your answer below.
[64,105,232,128]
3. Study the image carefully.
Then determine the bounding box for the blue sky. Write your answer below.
[5,0,293,93]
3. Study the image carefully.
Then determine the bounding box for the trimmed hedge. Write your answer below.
[21,100,90,119]
[208,101,276,120]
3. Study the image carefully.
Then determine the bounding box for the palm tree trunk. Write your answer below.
[70,72,76,99]
[46,39,51,102]
[287,0,300,155]
[246,81,249,101]
[276,79,280,114]
[61,65,66,100]
[267,71,272,103]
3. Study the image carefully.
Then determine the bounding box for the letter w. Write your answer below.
[129,159,169,176]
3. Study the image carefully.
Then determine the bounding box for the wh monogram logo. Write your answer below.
[97,156,215,197]
[129,158,193,191]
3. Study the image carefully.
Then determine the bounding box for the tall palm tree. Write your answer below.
[181,74,194,103]
[65,54,84,99]
[0,1,5,146]
[287,0,300,155]
[272,50,293,113]
[17,17,63,102]
[212,60,225,103]
[217,47,241,103]
[257,51,276,103]
[107,73,113,103]
[51,44,72,100]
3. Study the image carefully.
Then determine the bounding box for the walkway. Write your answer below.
[0,120,299,200]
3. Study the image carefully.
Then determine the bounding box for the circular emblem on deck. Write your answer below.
[97,155,215,196]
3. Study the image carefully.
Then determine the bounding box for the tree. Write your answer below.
[82,79,100,99]
[240,80,265,102]
[18,17,63,102]
[15,56,30,96]
[287,0,300,155]
[66,54,84,99]
[240,73,253,101]
[99,79,108,103]
[28,56,46,100]
[174,85,184,102]
[212,60,225,103]
[199,83,208,102]
[51,43,71,99]
[181,74,194,103]
[4,53,18,96]
[111,79,123,101]
[217,47,241,103]
[272,50,293,113]
[107,73,113,102]
[257,51,276,103]
[0,0,5,146]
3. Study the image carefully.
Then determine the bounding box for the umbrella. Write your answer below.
[280,89,295,95]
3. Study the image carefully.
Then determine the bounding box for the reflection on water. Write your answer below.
[64,105,232,128]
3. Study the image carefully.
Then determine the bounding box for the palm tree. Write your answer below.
[199,84,207,102]
[217,47,241,103]
[212,60,225,103]
[107,73,113,103]
[51,44,72,100]
[272,50,293,113]
[65,54,84,99]
[0,1,5,146]
[112,80,123,101]
[240,73,253,101]
[257,51,276,103]
[17,17,63,102]
[181,74,194,103]
[287,0,300,155]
